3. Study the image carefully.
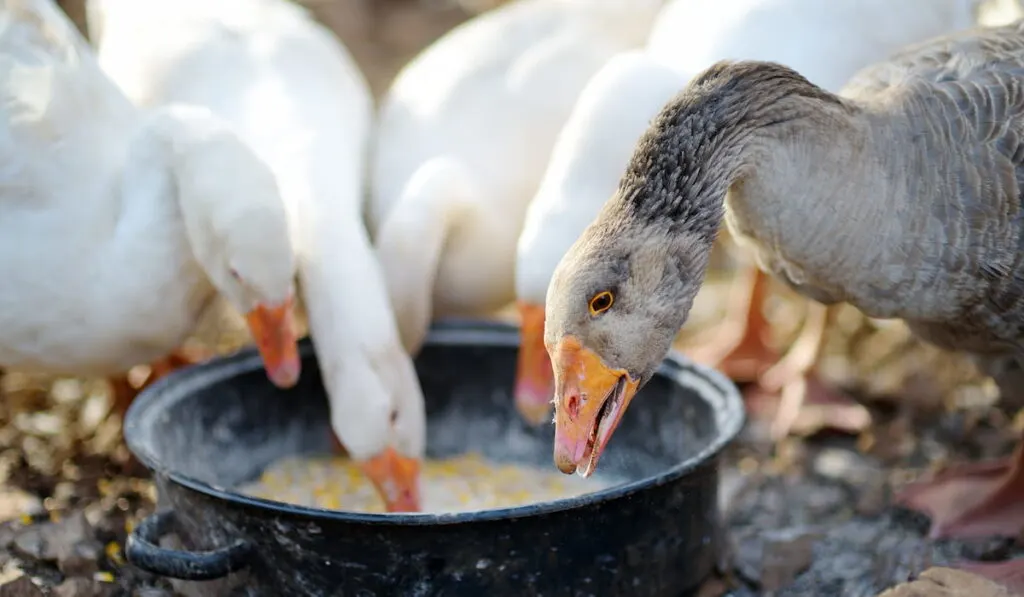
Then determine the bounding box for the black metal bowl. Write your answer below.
[123,320,743,596]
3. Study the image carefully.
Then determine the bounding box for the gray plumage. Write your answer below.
[546,20,1024,397]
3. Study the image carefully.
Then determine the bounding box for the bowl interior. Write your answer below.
[127,322,739,501]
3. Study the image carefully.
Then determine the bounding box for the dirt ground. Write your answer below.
[3,0,1024,595]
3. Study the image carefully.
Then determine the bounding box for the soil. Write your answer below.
[718,408,1024,597]
[5,1,1024,596]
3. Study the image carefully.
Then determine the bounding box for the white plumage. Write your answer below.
[369,0,667,356]
[0,0,296,379]
[89,0,426,509]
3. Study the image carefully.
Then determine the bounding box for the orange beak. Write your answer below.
[359,447,422,513]
[244,295,300,389]
[514,301,554,426]
[550,336,639,477]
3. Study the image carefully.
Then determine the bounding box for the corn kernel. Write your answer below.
[93,572,115,583]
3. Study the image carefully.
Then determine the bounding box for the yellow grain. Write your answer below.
[93,572,115,583]
[238,452,615,514]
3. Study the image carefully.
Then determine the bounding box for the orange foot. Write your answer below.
[896,443,1024,594]
[896,442,1024,540]
[745,372,871,440]
[108,345,213,420]
[686,267,778,383]
[747,301,869,439]
[686,269,869,439]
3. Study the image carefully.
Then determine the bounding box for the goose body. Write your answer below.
[723,43,1024,348]
[369,0,665,356]
[91,0,426,511]
[647,0,980,90]
[544,21,1024,586]
[0,0,298,387]
[513,0,983,425]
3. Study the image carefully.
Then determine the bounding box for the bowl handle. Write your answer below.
[125,510,253,581]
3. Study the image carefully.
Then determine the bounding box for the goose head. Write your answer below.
[322,338,426,512]
[544,60,842,476]
[514,51,689,427]
[298,218,427,512]
[544,216,703,477]
[163,105,301,388]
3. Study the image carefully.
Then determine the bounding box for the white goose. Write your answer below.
[0,0,299,417]
[514,0,985,430]
[368,0,666,382]
[90,0,426,512]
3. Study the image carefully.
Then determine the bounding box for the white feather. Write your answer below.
[90,0,424,459]
[0,0,295,377]
[369,0,666,355]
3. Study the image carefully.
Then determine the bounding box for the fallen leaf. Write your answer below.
[876,567,1014,597]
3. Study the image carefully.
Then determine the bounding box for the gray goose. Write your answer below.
[543,21,1024,589]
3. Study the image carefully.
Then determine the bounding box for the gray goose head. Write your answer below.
[543,60,849,476]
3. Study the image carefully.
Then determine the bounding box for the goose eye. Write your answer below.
[229,268,242,281]
[588,291,614,316]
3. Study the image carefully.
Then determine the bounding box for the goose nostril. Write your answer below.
[564,392,581,418]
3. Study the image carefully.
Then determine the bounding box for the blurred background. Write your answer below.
[4,0,1017,516]
[2,0,1024,593]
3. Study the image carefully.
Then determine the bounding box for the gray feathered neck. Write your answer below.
[612,60,849,240]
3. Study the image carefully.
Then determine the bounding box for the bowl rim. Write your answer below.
[124,319,745,526]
